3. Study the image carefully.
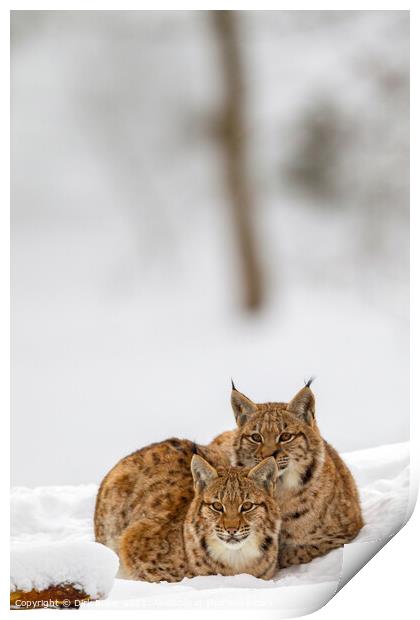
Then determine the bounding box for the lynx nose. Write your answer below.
[261,444,277,459]
[225,526,238,535]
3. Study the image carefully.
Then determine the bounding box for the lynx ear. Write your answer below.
[286,383,315,425]
[248,457,278,494]
[191,455,218,492]
[231,384,258,427]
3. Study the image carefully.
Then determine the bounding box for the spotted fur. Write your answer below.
[185,456,281,579]
[94,439,280,581]
[210,384,363,567]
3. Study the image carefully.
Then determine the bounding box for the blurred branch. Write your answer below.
[212,10,264,312]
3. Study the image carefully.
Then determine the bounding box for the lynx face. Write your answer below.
[201,472,273,548]
[231,385,325,491]
[188,456,281,573]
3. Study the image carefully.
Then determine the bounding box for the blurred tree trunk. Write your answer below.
[212,10,264,312]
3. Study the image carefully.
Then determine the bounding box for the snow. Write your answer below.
[10,13,409,612]
[10,541,119,599]
[11,11,409,488]
[10,441,410,613]
[10,484,97,544]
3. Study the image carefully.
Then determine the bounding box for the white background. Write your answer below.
[10,9,409,486]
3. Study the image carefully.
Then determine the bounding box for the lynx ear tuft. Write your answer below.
[248,457,278,494]
[231,388,258,427]
[191,455,218,492]
[287,384,316,425]
[304,376,315,389]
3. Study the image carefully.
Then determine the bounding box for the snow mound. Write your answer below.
[11,485,96,544]
[10,541,119,599]
[10,442,410,611]
[342,443,410,543]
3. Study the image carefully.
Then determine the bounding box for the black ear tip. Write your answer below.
[231,378,237,391]
[304,376,315,388]
[192,443,206,459]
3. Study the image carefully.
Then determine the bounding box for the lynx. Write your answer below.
[211,381,363,567]
[95,438,281,581]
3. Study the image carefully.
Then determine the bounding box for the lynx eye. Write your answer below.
[240,501,254,512]
[250,433,262,443]
[279,432,293,442]
[211,501,224,512]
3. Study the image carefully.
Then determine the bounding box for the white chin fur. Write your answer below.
[208,533,262,570]
[278,462,302,490]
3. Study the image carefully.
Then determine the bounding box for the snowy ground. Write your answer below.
[10,442,411,614]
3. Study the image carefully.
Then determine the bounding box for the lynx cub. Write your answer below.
[211,382,363,567]
[95,439,281,581]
